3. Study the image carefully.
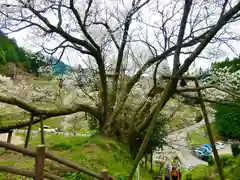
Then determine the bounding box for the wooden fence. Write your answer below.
[0,134,115,180]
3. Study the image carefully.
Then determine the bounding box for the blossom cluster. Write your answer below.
[200,67,240,101]
[38,65,54,77]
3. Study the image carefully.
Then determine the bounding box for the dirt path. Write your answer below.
[154,118,232,169]
[0,132,23,145]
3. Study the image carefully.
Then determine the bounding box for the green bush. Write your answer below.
[220,155,236,166]
[0,47,6,64]
[215,103,240,139]
[64,172,89,180]
[117,175,129,180]
[51,142,72,150]
[207,156,214,166]
[225,155,240,180]
[182,165,211,180]
[231,143,240,157]
[183,155,240,180]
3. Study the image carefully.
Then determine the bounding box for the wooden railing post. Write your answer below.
[34,145,45,180]
[101,170,108,180]
[40,118,45,144]
[194,79,225,180]
[25,115,34,148]
[5,130,13,151]
[7,130,13,143]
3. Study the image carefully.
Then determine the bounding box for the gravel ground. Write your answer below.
[0,132,23,145]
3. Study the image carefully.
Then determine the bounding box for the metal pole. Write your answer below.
[136,163,140,180]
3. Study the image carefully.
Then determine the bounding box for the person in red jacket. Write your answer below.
[178,169,182,180]
[171,167,182,180]
[171,167,178,180]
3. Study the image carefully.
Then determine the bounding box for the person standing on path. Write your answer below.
[171,166,179,180]
[72,130,76,136]
[164,162,172,180]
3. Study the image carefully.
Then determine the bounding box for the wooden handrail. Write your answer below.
[0,165,64,180]
[0,140,115,179]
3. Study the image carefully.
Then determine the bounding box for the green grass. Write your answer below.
[0,134,154,179]
[182,155,240,180]
[0,111,87,132]
[189,123,226,146]
[0,112,64,130]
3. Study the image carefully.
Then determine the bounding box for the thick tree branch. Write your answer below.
[111,0,150,110]
[0,94,100,119]
[178,92,240,107]
[177,85,240,98]
[172,0,193,73]
[220,0,229,17]
[57,0,63,28]
[0,116,46,133]
[136,103,156,133]
[177,1,240,76]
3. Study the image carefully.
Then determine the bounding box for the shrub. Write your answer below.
[220,155,236,166]
[231,143,240,157]
[207,156,214,166]
[64,172,89,180]
[195,111,203,123]
[215,103,240,139]
[182,165,211,180]
[226,155,240,180]
[51,142,72,150]
[87,116,99,131]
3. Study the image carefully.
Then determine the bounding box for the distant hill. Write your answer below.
[50,57,71,75]
[0,32,71,76]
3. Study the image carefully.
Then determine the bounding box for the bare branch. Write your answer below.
[93,22,120,50]
[69,0,100,51]
[172,0,193,73]
[83,0,93,27]
[110,0,151,109]
[57,0,63,28]
[220,0,229,17]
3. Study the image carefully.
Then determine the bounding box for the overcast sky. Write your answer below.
[2,0,240,72]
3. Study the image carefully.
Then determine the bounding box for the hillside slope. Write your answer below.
[0,134,154,179]
[0,33,71,76]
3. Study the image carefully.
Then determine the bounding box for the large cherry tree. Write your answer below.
[1,1,240,175]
